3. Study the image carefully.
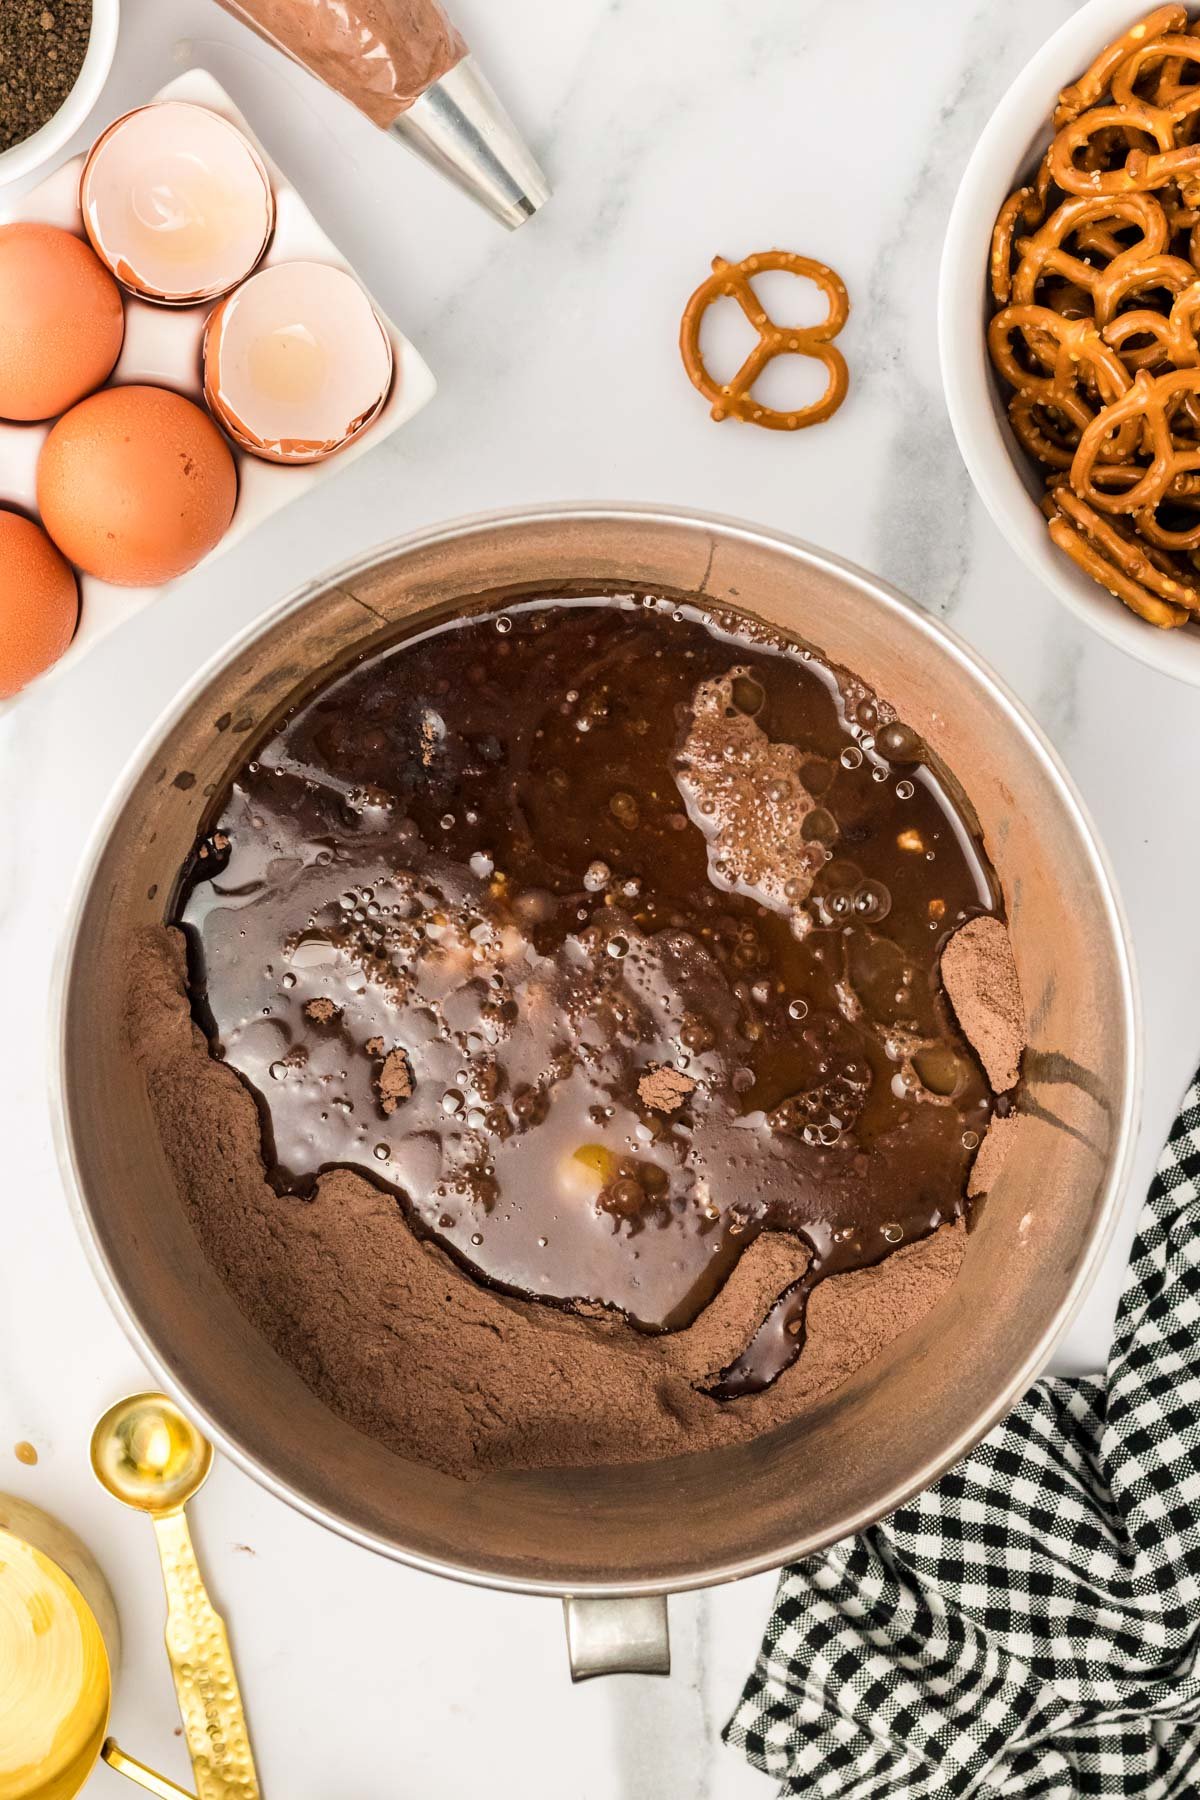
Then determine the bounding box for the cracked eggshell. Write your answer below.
[202,261,393,464]
[80,101,274,307]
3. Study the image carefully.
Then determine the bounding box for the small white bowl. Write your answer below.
[939,0,1200,685]
[0,0,119,188]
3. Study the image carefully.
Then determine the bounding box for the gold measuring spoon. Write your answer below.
[103,1739,196,1797]
[90,1393,260,1800]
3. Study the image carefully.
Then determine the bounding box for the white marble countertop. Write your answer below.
[3,0,1198,1793]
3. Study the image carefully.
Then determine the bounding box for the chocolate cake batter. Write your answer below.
[137,594,1023,1479]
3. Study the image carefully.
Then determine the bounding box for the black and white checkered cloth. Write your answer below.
[727,1067,1200,1797]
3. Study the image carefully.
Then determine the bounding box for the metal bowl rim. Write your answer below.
[49,500,1142,1598]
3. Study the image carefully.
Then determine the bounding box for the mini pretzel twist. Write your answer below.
[990,157,1056,302]
[1071,364,1200,512]
[1049,97,1200,201]
[1009,193,1168,310]
[1054,8,1190,124]
[1137,496,1200,545]
[1091,249,1198,326]
[988,306,1136,465]
[991,187,1038,304]
[1102,273,1200,364]
[1070,459,1200,499]
[679,252,850,431]
[1110,32,1200,112]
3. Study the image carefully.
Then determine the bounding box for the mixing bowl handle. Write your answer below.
[562,1595,670,1679]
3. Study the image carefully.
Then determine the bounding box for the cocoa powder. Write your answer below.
[127,925,975,1480]
[941,914,1025,1092]
[637,1067,696,1113]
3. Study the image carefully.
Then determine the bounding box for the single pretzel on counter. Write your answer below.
[987,5,1200,630]
[679,251,850,431]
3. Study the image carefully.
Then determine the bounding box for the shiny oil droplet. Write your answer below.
[853,879,891,922]
[788,998,809,1020]
[962,1130,980,1150]
[495,616,512,634]
[374,1143,389,1160]
[881,1222,903,1243]
[896,779,915,800]
[877,721,922,761]
[839,746,862,770]
[801,807,838,844]
[730,674,765,716]
[471,1232,484,1245]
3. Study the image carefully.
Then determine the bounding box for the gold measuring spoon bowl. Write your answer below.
[91,1393,211,1515]
[90,1394,260,1800]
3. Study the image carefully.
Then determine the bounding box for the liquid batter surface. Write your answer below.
[176,596,1002,1397]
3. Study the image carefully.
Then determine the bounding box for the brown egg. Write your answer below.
[0,510,78,696]
[0,224,125,422]
[37,385,237,587]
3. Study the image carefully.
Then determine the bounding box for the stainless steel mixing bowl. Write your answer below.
[52,505,1139,1672]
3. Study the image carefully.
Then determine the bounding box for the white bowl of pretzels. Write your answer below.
[941,0,1200,681]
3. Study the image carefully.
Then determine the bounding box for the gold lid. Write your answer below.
[0,1528,111,1800]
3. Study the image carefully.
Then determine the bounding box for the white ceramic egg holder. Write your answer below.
[0,69,436,687]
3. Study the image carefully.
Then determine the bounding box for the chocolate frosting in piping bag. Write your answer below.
[213,0,549,229]
[213,0,468,126]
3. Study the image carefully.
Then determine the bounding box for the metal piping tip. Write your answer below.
[390,55,550,230]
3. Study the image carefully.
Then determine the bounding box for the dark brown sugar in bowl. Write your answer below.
[173,594,1005,1406]
[0,5,91,153]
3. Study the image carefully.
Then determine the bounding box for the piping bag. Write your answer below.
[212,0,550,228]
